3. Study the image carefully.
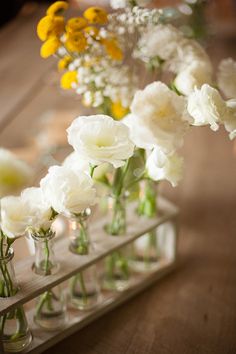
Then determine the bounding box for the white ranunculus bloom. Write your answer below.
[146,148,184,187]
[224,99,236,140]
[21,187,53,232]
[217,58,236,99]
[0,148,33,197]
[67,115,135,168]
[40,165,97,217]
[130,82,191,153]
[187,84,228,131]
[0,196,31,238]
[174,61,213,96]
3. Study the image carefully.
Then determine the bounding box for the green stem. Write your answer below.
[44,238,50,275]
[79,272,87,305]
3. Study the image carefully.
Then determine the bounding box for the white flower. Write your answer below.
[130,82,191,153]
[21,187,53,232]
[67,115,135,168]
[110,0,151,8]
[40,165,97,217]
[174,61,213,96]
[0,148,33,197]
[138,24,182,62]
[0,196,30,238]
[187,84,228,131]
[146,147,184,187]
[224,99,236,140]
[63,151,112,181]
[217,58,236,99]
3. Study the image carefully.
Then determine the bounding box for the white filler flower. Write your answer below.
[40,165,97,217]
[0,148,33,197]
[67,115,135,168]
[130,82,190,153]
[217,58,236,99]
[146,147,184,187]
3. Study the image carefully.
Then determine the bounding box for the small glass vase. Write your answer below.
[68,210,101,311]
[30,230,67,330]
[102,195,130,291]
[0,246,32,353]
[130,179,161,272]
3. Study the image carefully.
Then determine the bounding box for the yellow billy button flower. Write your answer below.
[46,1,69,16]
[57,55,72,71]
[111,101,129,120]
[102,38,123,61]
[65,32,87,52]
[83,26,100,39]
[37,15,64,41]
[60,71,78,90]
[40,36,61,58]
[66,17,88,33]
[83,7,108,25]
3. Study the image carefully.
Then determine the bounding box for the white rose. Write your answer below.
[174,61,213,96]
[0,148,33,197]
[187,84,228,131]
[21,187,53,232]
[0,196,31,238]
[130,82,191,153]
[40,165,97,217]
[224,99,236,140]
[146,147,184,187]
[217,58,236,99]
[67,115,135,168]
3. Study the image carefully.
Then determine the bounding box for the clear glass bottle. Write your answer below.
[130,179,161,272]
[0,247,32,352]
[30,230,67,330]
[102,195,131,291]
[68,210,101,311]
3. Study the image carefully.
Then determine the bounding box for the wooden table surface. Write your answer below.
[1,4,236,353]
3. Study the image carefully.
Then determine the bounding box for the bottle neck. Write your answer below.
[69,213,90,255]
[0,247,18,297]
[30,230,58,276]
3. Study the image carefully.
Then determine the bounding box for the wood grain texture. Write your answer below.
[1,4,236,354]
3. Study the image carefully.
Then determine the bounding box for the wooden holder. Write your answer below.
[0,197,179,354]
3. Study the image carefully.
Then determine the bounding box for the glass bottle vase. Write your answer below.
[68,211,101,311]
[130,179,161,272]
[102,195,131,291]
[30,230,67,330]
[0,246,32,353]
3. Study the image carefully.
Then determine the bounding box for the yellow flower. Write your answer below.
[66,17,88,33]
[40,36,61,58]
[83,7,108,25]
[102,38,123,61]
[37,15,64,41]
[65,32,87,52]
[60,71,78,89]
[57,55,72,71]
[46,1,69,16]
[111,101,129,120]
[83,26,100,39]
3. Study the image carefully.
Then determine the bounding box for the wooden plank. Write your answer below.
[0,197,178,316]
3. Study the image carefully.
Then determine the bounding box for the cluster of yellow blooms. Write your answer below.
[37,1,128,119]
